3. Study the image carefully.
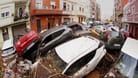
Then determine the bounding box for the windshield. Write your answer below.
[110,31,119,39]
[3,47,14,54]
[115,53,138,78]
[46,50,67,73]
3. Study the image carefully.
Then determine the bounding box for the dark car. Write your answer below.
[101,26,126,50]
[39,26,74,56]
[66,22,91,37]
[22,40,40,62]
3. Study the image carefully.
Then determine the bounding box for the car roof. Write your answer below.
[2,39,14,50]
[121,37,138,60]
[40,26,67,37]
[55,36,100,63]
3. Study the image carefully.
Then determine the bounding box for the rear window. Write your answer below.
[110,31,119,38]
[69,25,83,32]
[41,29,65,46]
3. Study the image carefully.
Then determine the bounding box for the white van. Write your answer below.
[105,37,138,78]
[1,39,16,62]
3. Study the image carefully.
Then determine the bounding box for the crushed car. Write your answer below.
[39,26,74,57]
[104,37,138,78]
[15,30,40,59]
[31,36,107,78]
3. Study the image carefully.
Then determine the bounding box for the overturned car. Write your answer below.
[15,30,40,61]
[31,36,107,78]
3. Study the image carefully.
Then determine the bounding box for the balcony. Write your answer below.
[34,8,62,16]
[14,15,29,21]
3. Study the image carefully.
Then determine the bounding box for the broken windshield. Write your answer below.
[46,50,67,73]
[115,53,138,78]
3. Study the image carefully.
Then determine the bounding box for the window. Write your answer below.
[82,8,84,12]
[6,12,9,16]
[72,5,74,11]
[67,4,70,11]
[63,2,66,10]
[68,25,83,32]
[64,50,96,75]
[1,12,9,18]
[79,7,81,11]
[1,13,5,17]
[36,0,43,9]
[18,7,25,18]
[41,29,65,47]
[50,1,56,9]
[46,50,67,72]
[2,28,9,41]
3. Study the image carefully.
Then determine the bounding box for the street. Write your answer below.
[0,0,138,78]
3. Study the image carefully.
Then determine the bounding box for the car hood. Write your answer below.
[31,59,71,78]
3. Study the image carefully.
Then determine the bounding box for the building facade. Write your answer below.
[89,0,101,21]
[114,0,128,28]
[0,0,29,48]
[30,0,62,32]
[123,0,138,39]
[95,3,101,21]
[60,0,91,24]
[30,0,91,32]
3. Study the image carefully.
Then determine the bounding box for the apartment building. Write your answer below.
[114,0,128,28]
[60,0,91,23]
[123,0,138,39]
[0,0,29,48]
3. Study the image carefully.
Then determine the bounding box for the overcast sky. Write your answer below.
[97,0,114,20]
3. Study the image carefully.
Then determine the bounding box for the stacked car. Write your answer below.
[1,39,16,65]
[9,22,126,77]
[15,30,40,62]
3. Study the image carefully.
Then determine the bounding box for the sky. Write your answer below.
[97,0,114,20]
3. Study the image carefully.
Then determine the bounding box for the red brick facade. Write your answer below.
[30,0,62,32]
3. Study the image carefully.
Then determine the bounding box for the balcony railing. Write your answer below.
[14,15,29,21]
[34,8,62,15]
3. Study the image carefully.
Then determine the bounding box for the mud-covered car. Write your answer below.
[104,37,138,78]
[39,26,74,56]
[32,36,106,78]
[15,31,40,56]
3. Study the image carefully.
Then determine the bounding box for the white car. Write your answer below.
[1,39,16,62]
[34,36,106,78]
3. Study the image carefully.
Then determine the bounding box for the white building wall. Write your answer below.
[0,0,13,5]
[0,3,15,27]
[0,29,3,49]
[8,26,13,40]
[60,0,91,23]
